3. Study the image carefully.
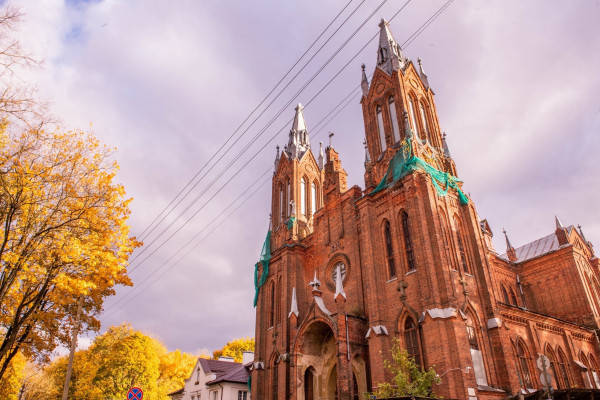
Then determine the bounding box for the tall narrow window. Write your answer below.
[269,281,275,328]
[454,216,470,274]
[557,348,571,388]
[580,354,593,389]
[311,182,316,215]
[301,177,307,216]
[501,285,510,304]
[439,211,455,269]
[286,180,291,217]
[388,97,400,143]
[510,289,518,306]
[590,355,600,388]
[419,102,430,141]
[467,314,488,386]
[279,185,284,223]
[384,221,396,278]
[402,212,415,270]
[409,97,419,139]
[404,317,421,367]
[376,106,386,151]
[276,277,282,325]
[272,363,279,400]
[517,341,533,388]
[545,346,560,389]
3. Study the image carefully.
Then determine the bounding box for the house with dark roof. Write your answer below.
[168,353,253,400]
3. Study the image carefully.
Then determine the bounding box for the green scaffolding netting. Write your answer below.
[287,216,296,230]
[370,139,468,205]
[253,230,272,307]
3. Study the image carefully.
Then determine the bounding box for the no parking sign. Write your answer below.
[127,387,143,400]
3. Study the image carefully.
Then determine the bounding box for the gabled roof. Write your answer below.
[200,358,249,385]
[499,226,574,263]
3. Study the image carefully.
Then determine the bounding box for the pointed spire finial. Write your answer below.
[318,141,324,170]
[503,228,514,250]
[288,104,310,159]
[442,132,452,157]
[269,213,272,231]
[274,145,280,171]
[361,63,369,97]
[417,57,430,88]
[555,215,564,230]
[309,270,321,291]
[578,224,588,242]
[334,264,346,300]
[328,132,334,148]
[288,287,299,318]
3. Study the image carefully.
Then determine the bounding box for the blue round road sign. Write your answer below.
[128,387,143,400]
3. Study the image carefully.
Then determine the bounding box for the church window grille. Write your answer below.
[516,341,533,388]
[388,97,400,143]
[301,177,307,217]
[501,285,510,304]
[409,96,419,139]
[376,106,386,152]
[269,281,275,328]
[454,216,470,274]
[384,221,396,278]
[419,102,430,141]
[402,212,415,271]
[404,317,421,366]
[557,348,571,388]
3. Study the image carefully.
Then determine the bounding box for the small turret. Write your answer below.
[376,19,406,75]
[274,145,280,171]
[361,64,370,97]
[318,141,324,170]
[503,228,517,262]
[417,57,429,89]
[286,103,311,159]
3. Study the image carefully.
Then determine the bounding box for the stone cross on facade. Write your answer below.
[459,277,469,297]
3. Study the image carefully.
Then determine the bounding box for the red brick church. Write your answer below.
[251,19,600,400]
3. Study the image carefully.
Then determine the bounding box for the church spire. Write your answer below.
[376,19,405,75]
[503,228,517,262]
[361,64,370,97]
[417,57,429,89]
[287,103,311,159]
[318,141,324,170]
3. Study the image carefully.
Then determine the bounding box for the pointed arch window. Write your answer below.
[376,105,386,152]
[501,285,510,304]
[510,288,518,306]
[286,180,291,217]
[388,97,400,143]
[311,182,317,215]
[384,221,396,278]
[301,177,307,216]
[439,210,456,270]
[453,216,470,274]
[408,96,419,139]
[271,360,279,400]
[590,355,600,388]
[557,347,571,389]
[404,317,421,367]
[269,281,275,328]
[419,102,430,141]
[279,185,284,223]
[516,341,533,388]
[580,353,593,389]
[402,212,415,271]
[276,276,282,325]
[467,313,488,386]
[545,346,560,389]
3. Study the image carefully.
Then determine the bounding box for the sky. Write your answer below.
[5,0,600,355]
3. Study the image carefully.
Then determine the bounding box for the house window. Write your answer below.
[238,390,248,400]
[516,341,533,388]
[384,220,396,278]
[388,97,400,142]
[376,105,386,151]
[404,317,421,367]
[211,391,218,400]
[301,177,307,216]
[402,212,415,271]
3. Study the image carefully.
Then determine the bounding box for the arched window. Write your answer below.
[271,360,279,400]
[301,177,307,216]
[376,105,386,151]
[269,281,275,328]
[545,346,559,389]
[408,96,419,139]
[384,221,396,278]
[439,210,455,269]
[311,182,317,215]
[419,102,430,141]
[279,185,284,223]
[516,341,533,388]
[453,216,470,274]
[404,317,421,367]
[388,96,400,143]
[276,276,282,325]
[589,355,600,388]
[467,313,488,386]
[501,285,510,304]
[580,353,593,389]
[402,212,415,271]
[557,347,571,389]
[286,180,291,217]
[510,288,518,306]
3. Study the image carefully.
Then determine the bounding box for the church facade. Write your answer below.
[251,19,600,400]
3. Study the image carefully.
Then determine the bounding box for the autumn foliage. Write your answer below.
[212,337,255,363]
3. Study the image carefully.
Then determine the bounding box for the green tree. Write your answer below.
[212,337,255,363]
[366,338,440,399]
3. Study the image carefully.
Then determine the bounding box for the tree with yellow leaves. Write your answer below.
[212,337,255,363]
[0,124,140,379]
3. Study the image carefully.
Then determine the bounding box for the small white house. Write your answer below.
[169,353,253,400]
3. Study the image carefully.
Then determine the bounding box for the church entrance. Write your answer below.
[297,321,338,400]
